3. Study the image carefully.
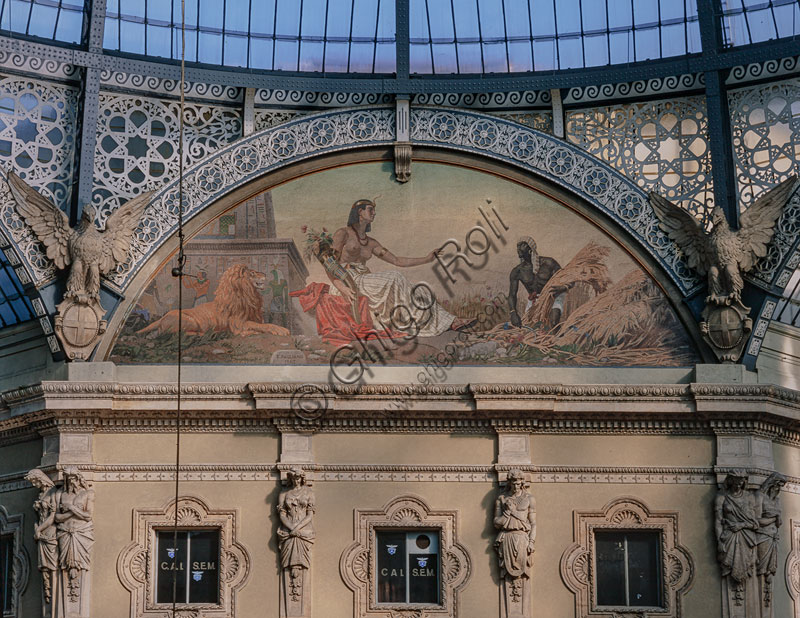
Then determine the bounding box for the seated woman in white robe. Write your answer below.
[328,199,473,336]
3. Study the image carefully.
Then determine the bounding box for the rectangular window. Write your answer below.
[595,530,662,608]
[155,530,220,605]
[1,534,11,614]
[376,530,439,605]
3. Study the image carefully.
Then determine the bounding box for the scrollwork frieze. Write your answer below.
[99,70,241,102]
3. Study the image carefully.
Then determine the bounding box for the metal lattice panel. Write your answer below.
[730,77,800,207]
[92,92,243,223]
[0,76,78,285]
[0,75,78,211]
[565,96,713,225]
[730,77,800,286]
[253,110,303,132]
[489,111,553,133]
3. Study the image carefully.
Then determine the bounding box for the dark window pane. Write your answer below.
[596,532,626,606]
[156,531,188,604]
[409,552,438,604]
[376,531,406,603]
[626,531,661,607]
[188,530,220,604]
[595,530,662,608]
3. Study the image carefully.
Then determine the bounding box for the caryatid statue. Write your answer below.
[494,469,536,618]
[756,472,786,614]
[25,469,59,610]
[55,467,95,611]
[277,467,315,618]
[26,467,94,618]
[715,470,760,617]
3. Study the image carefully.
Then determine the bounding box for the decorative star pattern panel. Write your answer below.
[0,76,78,284]
[92,93,243,225]
[565,96,713,227]
[730,78,800,286]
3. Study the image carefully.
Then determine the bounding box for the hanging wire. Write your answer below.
[170,0,187,613]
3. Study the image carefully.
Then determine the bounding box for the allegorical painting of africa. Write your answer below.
[109,162,699,367]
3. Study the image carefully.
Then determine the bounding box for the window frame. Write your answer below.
[0,506,28,618]
[373,527,443,608]
[592,528,664,611]
[560,496,694,618]
[117,496,250,618]
[153,527,222,606]
[340,494,471,618]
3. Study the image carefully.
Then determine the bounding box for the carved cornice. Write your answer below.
[3,381,800,442]
[8,380,795,404]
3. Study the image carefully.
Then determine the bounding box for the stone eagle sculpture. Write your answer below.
[6,170,152,302]
[648,176,797,308]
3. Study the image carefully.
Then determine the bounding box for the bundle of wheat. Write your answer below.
[523,241,611,327]
[548,269,685,351]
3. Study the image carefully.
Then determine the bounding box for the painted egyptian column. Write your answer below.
[715,470,760,618]
[756,472,786,617]
[25,469,60,618]
[494,469,536,618]
[277,467,315,618]
[54,467,94,618]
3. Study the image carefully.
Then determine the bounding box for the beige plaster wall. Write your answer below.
[92,479,281,618]
[81,432,733,617]
[93,432,279,465]
[313,433,494,465]
[87,476,724,618]
[531,434,714,467]
[775,442,800,478]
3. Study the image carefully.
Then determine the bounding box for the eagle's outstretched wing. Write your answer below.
[736,176,798,272]
[99,191,153,275]
[648,192,711,275]
[5,170,72,269]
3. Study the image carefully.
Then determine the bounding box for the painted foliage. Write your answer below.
[109,162,698,367]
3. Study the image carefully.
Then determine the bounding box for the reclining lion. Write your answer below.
[137,263,290,337]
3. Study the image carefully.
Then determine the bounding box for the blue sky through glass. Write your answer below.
[0,249,33,327]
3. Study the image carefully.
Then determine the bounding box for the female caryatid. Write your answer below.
[494,469,536,593]
[277,467,315,604]
[715,470,759,607]
[25,469,59,605]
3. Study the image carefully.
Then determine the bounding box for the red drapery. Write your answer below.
[290,282,402,347]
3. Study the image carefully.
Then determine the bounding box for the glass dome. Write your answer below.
[1,0,798,74]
